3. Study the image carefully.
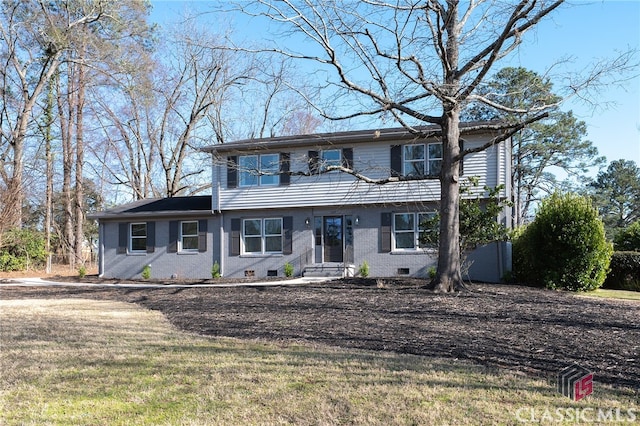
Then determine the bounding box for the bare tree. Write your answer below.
[89,20,248,199]
[233,0,635,291]
[0,0,106,229]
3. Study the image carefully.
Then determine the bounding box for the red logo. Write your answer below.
[558,365,593,401]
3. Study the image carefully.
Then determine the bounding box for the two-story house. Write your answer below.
[90,123,512,282]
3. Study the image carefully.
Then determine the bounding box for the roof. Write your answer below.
[201,121,507,154]
[88,196,213,220]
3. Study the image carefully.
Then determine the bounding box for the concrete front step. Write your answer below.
[303,263,355,278]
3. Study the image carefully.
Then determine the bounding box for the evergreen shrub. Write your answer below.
[602,251,640,291]
[613,221,640,251]
[513,193,612,291]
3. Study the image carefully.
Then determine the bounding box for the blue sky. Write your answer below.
[150,1,640,175]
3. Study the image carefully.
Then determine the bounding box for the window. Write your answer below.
[242,218,283,254]
[130,223,147,252]
[320,149,341,171]
[308,148,353,174]
[180,221,199,251]
[238,154,279,187]
[427,143,442,176]
[393,213,437,250]
[403,143,442,177]
[403,145,425,177]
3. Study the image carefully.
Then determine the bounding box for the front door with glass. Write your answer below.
[323,216,343,262]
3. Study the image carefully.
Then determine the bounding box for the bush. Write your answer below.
[359,261,370,278]
[211,261,221,278]
[284,262,294,277]
[428,266,437,280]
[0,252,26,272]
[513,193,612,292]
[613,221,640,251]
[0,228,47,271]
[142,265,151,280]
[603,251,640,291]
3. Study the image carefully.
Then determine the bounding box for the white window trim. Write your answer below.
[179,220,199,253]
[392,213,437,252]
[403,142,442,177]
[242,218,283,255]
[320,149,341,172]
[129,222,147,253]
[239,154,280,187]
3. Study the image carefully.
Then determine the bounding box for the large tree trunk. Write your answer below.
[432,110,465,293]
[430,1,465,293]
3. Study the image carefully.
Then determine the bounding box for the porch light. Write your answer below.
[355,216,360,226]
[305,217,310,227]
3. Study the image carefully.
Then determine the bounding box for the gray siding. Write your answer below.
[99,130,511,282]
[213,136,509,211]
[217,205,435,279]
[221,210,314,278]
[101,217,219,279]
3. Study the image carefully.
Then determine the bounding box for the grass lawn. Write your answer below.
[578,289,640,302]
[1,299,637,425]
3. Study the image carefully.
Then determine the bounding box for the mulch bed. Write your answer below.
[1,277,638,389]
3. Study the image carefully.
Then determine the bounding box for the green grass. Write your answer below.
[579,288,640,301]
[1,299,637,425]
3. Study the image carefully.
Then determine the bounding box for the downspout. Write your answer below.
[219,211,224,277]
[98,222,104,277]
[214,157,224,276]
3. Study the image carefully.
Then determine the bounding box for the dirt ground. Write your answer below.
[1,275,638,390]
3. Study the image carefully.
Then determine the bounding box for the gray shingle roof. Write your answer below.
[88,196,212,220]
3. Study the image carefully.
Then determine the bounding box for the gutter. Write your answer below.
[87,210,216,221]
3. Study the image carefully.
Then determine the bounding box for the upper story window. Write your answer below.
[403,143,442,177]
[238,154,280,187]
[227,153,289,189]
[393,212,437,250]
[180,221,199,252]
[308,148,353,174]
[130,223,147,252]
[320,149,341,171]
[243,218,283,254]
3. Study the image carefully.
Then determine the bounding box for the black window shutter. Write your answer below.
[283,216,293,255]
[380,213,392,253]
[280,152,290,186]
[230,218,241,256]
[117,223,128,254]
[342,148,353,170]
[390,145,402,177]
[308,150,319,174]
[198,219,208,252]
[227,156,238,188]
[146,222,155,253]
[168,221,178,253]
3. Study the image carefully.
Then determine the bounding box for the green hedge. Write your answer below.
[512,193,612,292]
[603,251,640,291]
